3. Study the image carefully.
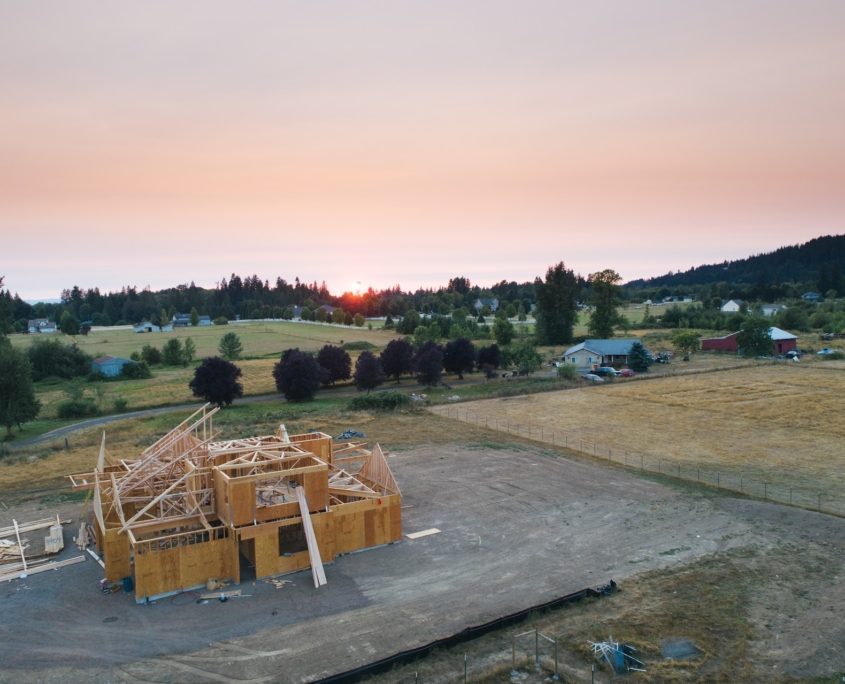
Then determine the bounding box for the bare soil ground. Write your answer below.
[2,437,842,683]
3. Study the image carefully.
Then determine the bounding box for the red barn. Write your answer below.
[701,327,797,355]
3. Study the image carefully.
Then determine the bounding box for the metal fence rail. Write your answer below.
[431,405,845,518]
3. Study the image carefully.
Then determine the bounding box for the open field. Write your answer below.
[434,363,845,506]
[2,426,843,682]
[9,319,400,359]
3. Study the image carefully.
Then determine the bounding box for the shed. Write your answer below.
[720,299,743,313]
[92,356,136,377]
[700,327,797,355]
[562,338,643,368]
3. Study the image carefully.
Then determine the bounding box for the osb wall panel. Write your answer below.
[333,497,401,555]
[252,511,335,578]
[135,535,239,599]
[213,470,229,525]
[256,500,299,523]
[103,528,132,583]
[302,472,328,513]
[230,481,255,526]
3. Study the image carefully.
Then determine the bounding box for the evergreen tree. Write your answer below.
[627,342,653,372]
[162,338,186,366]
[534,262,579,345]
[218,332,243,360]
[587,269,624,338]
[190,307,200,326]
[183,338,196,362]
[493,318,515,347]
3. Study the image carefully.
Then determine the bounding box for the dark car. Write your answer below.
[590,367,619,377]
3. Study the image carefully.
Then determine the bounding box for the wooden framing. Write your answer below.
[66,407,402,603]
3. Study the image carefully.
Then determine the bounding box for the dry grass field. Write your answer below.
[448,363,845,497]
[9,319,400,359]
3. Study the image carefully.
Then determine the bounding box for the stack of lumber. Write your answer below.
[0,516,83,582]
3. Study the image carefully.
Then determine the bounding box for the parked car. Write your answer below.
[591,367,620,377]
[786,349,803,359]
[583,374,604,383]
[817,349,834,355]
[619,368,635,377]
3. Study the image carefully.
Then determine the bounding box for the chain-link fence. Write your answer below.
[430,404,845,517]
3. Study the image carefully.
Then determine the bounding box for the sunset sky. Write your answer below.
[2,1,844,301]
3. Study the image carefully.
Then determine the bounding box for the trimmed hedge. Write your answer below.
[349,391,411,411]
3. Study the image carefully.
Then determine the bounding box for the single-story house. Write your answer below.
[27,318,58,333]
[474,298,499,313]
[133,321,174,333]
[319,304,335,314]
[700,327,797,355]
[562,338,643,369]
[92,355,136,377]
[760,304,785,317]
[172,313,211,327]
[801,291,820,302]
[720,299,743,313]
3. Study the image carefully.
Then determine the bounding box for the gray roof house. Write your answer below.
[474,298,499,313]
[92,355,136,377]
[801,291,820,302]
[562,339,643,368]
[27,318,58,333]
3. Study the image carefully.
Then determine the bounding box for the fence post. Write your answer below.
[464,654,467,684]
[740,476,743,492]
[697,466,700,482]
[641,455,643,473]
[790,487,792,504]
[818,493,821,512]
[717,471,720,486]
[512,635,516,675]
[764,482,767,500]
[535,630,539,668]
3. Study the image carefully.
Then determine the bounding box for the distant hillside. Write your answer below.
[626,234,845,289]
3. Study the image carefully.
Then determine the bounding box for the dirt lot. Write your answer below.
[2,438,843,683]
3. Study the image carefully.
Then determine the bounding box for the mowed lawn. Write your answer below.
[453,363,845,494]
[9,320,401,359]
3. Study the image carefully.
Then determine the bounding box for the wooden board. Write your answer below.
[297,488,327,588]
[406,528,441,539]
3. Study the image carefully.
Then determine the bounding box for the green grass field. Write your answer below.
[9,320,401,360]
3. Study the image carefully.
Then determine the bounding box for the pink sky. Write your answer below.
[2,1,845,300]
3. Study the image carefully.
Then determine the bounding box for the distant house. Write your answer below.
[720,299,743,313]
[172,313,211,327]
[292,306,304,319]
[133,321,173,333]
[562,338,643,369]
[319,304,335,314]
[27,318,58,333]
[801,291,820,302]
[92,355,135,377]
[760,304,785,317]
[474,298,499,313]
[700,327,797,355]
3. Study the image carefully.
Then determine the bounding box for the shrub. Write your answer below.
[162,338,186,366]
[213,316,228,325]
[57,398,99,419]
[141,344,163,365]
[557,363,578,380]
[121,361,152,379]
[341,341,376,351]
[112,397,129,412]
[349,391,411,411]
[87,371,109,383]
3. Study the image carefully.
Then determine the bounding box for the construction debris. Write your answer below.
[660,637,700,660]
[265,578,295,589]
[66,410,402,603]
[591,636,646,674]
[0,555,87,583]
[198,589,242,600]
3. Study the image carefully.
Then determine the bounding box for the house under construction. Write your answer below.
[67,405,402,602]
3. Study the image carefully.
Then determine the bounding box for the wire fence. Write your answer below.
[430,404,845,518]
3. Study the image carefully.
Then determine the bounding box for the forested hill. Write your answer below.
[626,234,845,289]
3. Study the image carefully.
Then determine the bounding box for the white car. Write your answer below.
[584,373,605,383]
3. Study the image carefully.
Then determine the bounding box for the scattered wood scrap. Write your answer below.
[198,589,242,600]
[264,578,295,589]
